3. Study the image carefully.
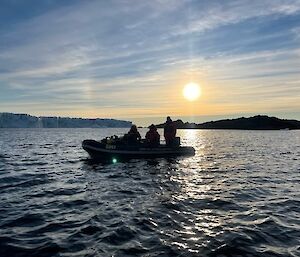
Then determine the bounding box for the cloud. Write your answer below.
[0,0,300,119]
[172,0,300,35]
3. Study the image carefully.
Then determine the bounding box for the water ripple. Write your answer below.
[0,128,299,257]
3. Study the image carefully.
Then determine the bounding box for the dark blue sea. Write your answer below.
[0,128,299,257]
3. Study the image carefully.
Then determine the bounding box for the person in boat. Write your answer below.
[145,124,160,147]
[164,116,176,146]
[126,124,141,144]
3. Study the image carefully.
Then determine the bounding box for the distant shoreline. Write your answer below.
[0,113,132,128]
[1,113,300,130]
[156,115,300,130]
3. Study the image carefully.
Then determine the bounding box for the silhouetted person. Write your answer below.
[127,124,141,144]
[145,124,160,147]
[164,116,176,146]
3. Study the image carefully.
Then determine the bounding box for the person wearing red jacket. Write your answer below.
[164,116,176,146]
[145,124,160,147]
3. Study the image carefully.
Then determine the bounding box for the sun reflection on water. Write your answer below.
[157,130,228,252]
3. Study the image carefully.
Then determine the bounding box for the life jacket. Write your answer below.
[127,130,141,142]
[146,130,160,143]
[164,122,176,138]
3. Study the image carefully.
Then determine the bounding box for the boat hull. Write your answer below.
[82,139,195,161]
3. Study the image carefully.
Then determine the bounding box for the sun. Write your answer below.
[183,82,201,101]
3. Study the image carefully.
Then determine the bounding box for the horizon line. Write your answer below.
[2,111,300,125]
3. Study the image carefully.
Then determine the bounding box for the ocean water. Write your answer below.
[0,128,299,257]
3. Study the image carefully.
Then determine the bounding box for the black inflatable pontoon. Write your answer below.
[82,139,195,162]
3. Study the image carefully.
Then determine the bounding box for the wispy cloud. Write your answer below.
[0,0,300,121]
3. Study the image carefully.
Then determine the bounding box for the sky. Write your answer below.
[0,0,300,125]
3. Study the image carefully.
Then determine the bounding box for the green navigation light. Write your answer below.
[112,158,117,164]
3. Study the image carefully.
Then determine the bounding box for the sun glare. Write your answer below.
[183,82,201,101]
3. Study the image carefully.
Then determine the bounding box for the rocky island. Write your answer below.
[156,115,300,130]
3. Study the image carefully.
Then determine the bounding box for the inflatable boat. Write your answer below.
[82,139,195,162]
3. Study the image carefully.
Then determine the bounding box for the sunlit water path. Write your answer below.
[0,128,299,257]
